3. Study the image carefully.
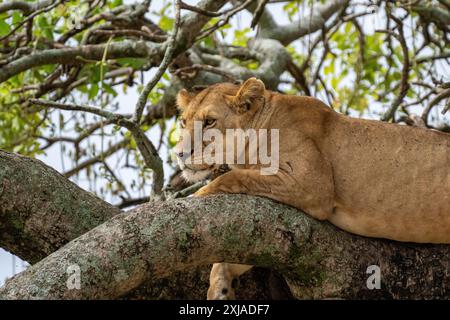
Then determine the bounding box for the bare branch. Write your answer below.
[416,51,450,64]
[29,99,126,121]
[63,139,131,178]
[251,0,270,29]
[421,88,450,124]
[179,0,221,17]
[0,0,62,41]
[132,0,181,124]
[377,16,411,122]
[0,0,53,15]
[195,0,254,40]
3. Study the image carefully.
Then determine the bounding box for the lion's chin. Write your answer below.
[181,168,212,182]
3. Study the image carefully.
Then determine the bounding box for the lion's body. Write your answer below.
[269,94,450,243]
[175,79,450,299]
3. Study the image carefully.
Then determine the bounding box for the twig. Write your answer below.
[286,59,311,96]
[377,15,410,122]
[0,0,63,42]
[251,0,270,29]
[29,99,128,122]
[195,0,254,41]
[416,51,450,64]
[92,29,167,42]
[442,98,450,115]
[179,0,221,17]
[132,0,181,124]
[421,88,450,123]
[29,98,165,197]
[63,139,131,178]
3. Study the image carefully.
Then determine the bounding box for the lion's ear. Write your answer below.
[176,89,194,111]
[231,78,265,114]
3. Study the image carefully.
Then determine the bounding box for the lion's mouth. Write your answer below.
[181,166,213,182]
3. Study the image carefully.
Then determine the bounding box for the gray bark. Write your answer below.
[257,0,349,45]
[0,150,120,264]
[0,193,448,299]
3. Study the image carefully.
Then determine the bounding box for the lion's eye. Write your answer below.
[204,118,216,128]
[180,119,186,128]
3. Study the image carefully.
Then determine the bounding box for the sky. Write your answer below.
[1,0,449,287]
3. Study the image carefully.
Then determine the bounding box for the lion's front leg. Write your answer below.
[195,165,334,221]
[194,168,286,198]
[196,169,290,300]
[207,263,253,300]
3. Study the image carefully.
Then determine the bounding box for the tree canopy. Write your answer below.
[0,0,448,206]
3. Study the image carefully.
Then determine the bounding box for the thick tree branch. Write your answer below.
[0,40,160,84]
[257,0,349,45]
[0,150,120,264]
[0,194,448,299]
[0,0,53,15]
[196,38,290,89]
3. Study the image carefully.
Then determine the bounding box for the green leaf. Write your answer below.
[159,15,174,31]
[102,83,117,97]
[88,83,99,100]
[109,0,123,8]
[344,22,352,34]
[0,19,11,36]
[117,58,147,69]
[12,12,23,25]
[168,122,180,148]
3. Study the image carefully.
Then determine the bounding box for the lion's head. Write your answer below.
[173,78,266,182]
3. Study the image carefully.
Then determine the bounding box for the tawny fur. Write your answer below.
[174,78,450,299]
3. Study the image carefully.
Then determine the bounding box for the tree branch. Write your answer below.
[63,139,131,178]
[133,0,181,124]
[0,150,120,264]
[0,194,448,299]
[29,98,165,197]
[377,15,411,122]
[0,0,53,15]
[257,0,349,45]
[0,40,159,84]
[421,88,450,124]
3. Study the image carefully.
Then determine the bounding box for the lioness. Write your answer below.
[174,78,450,300]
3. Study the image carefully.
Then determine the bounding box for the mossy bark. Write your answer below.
[0,195,448,299]
[0,150,120,264]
